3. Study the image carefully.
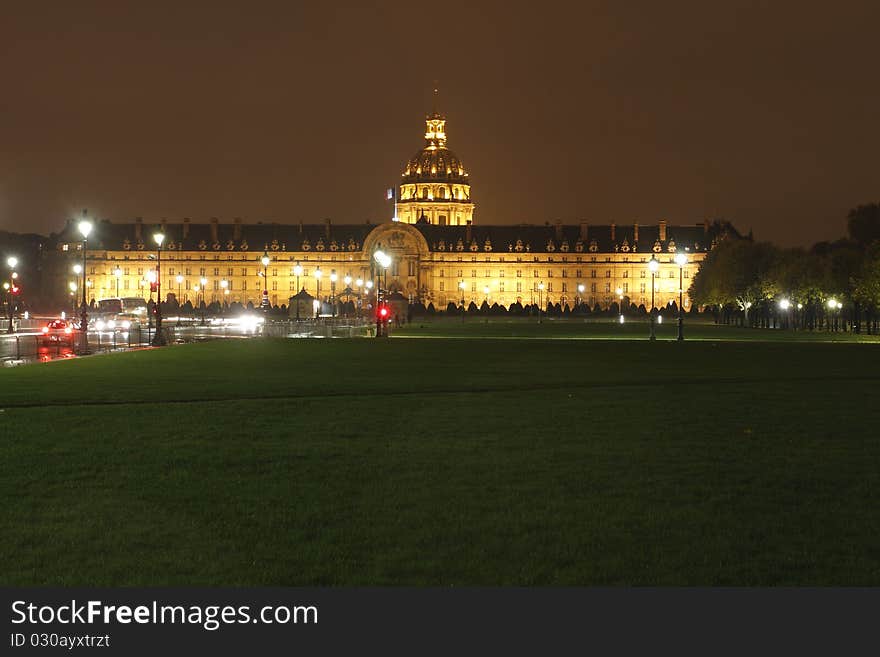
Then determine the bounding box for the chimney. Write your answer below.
[554,219,563,242]
[183,218,190,239]
[610,222,616,243]
[659,220,667,242]
[233,217,242,240]
[325,218,331,239]
[210,217,219,243]
[633,222,639,243]
[299,220,303,235]
[134,217,142,241]
[703,219,710,235]
[466,220,472,243]
[579,221,588,241]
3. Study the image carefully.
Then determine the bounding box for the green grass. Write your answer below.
[1,336,879,585]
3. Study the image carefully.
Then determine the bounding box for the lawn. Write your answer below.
[1,335,879,585]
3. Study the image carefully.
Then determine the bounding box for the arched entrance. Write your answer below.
[362,223,431,303]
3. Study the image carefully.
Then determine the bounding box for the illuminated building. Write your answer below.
[41,110,732,312]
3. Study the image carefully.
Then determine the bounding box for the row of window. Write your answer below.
[436,269,691,279]
[436,282,681,294]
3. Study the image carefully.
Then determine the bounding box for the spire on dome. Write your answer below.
[424,82,446,149]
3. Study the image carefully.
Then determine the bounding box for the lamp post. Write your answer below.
[175,274,184,326]
[113,267,122,298]
[373,250,392,337]
[6,256,17,333]
[199,276,207,325]
[260,250,270,310]
[78,216,93,352]
[314,267,322,318]
[648,255,659,340]
[68,281,77,315]
[152,231,166,346]
[674,252,687,341]
[537,282,544,323]
[293,264,303,321]
[330,272,338,317]
[458,281,466,322]
[343,275,352,317]
[576,283,585,310]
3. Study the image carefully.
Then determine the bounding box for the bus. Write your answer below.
[95,297,148,324]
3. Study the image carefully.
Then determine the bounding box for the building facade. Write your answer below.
[41,110,732,313]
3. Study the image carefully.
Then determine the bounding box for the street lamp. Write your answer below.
[648,255,659,340]
[314,267,322,318]
[78,216,93,352]
[674,252,688,341]
[330,272,338,317]
[458,281,466,322]
[576,283,585,309]
[175,274,184,326]
[199,276,207,325]
[537,282,545,323]
[373,250,392,337]
[113,267,123,297]
[151,231,166,346]
[6,256,18,333]
[260,250,270,310]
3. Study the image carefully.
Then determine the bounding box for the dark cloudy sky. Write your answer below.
[1,1,878,246]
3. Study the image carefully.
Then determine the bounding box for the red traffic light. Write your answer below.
[378,305,389,319]
[149,282,158,292]
[10,285,20,295]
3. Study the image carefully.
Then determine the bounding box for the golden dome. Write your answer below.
[401,113,470,185]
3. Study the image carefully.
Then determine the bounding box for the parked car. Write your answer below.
[40,319,74,345]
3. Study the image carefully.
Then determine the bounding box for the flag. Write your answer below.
[386,187,395,201]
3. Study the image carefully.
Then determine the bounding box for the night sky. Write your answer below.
[1,1,878,246]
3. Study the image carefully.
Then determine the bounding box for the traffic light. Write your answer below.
[149,281,158,293]
[10,285,20,296]
[378,305,389,320]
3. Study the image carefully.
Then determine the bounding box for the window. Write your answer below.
[137,268,143,276]
[516,282,522,292]
[457,269,463,277]
[562,283,567,292]
[242,281,248,290]
[669,271,675,278]
[440,269,444,278]
[547,270,553,278]
[640,270,646,278]
[547,283,553,292]
[561,270,567,278]
[533,270,539,278]
[590,283,597,293]
[471,282,476,292]
[499,270,504,278]
[640,283,646,293]
[227,268,233,276]
[605,270,611,278]
[591,270,596,278]
[576,270,582,278]
[408,261,416,276]
[623,283,628,293]
[623,270,629,278]
[241,268,247,276]
[199,268,206,276]
[440,282,445,291]
[471,270,476,278]
[124,280,129,290]
[168,268,175,275]
[684,269,690,278]
[123,268,130,275]
[499,282,505,293]
[213,268,220,276]
[516,270,522,277]
[604,283,611,293]
[272,281,277,291]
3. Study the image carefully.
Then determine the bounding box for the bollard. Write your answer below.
[16,336,21,360]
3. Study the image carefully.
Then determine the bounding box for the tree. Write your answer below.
[847,203,880,248]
